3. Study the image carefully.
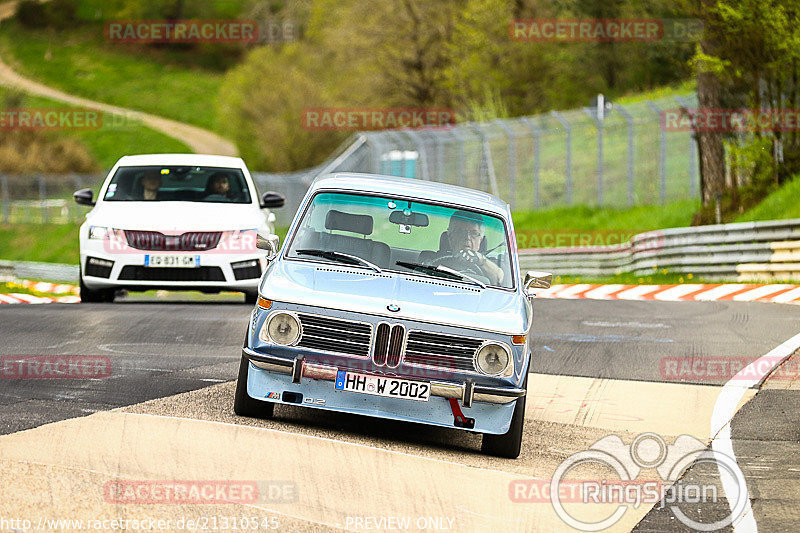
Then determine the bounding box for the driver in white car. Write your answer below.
[448,210,505,286]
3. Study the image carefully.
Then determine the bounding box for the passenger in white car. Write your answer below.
[141,171,163,201]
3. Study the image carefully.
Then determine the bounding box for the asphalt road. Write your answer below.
[1,297,799,531]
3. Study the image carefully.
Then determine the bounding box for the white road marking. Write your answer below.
[710,332,800,532]
[581,320,670,329]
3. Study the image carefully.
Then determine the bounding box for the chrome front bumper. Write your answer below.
[242,347,525,407]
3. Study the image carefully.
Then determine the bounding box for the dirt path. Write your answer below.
[0,1,238,156]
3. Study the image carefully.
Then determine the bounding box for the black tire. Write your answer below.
[79,275,115,303]
[244,291,258,305]
[233,354,275,419]
[481,373,527,459]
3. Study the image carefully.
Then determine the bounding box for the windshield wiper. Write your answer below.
[296,249,383,273]
[395,261,486,289]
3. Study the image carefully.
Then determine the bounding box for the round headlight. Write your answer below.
[264,312,301,345]
[475,342,511,375]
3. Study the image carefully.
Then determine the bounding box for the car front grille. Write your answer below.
[125,230,222,251]
[373,323,405,368]
[297,314,372,357]
[403,331,482,372]
[118,266,226,282]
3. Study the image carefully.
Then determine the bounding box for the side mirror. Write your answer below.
[260,191,285,209]
[74,188,95,206]
[523,271,552,297]
[256,232,280,260]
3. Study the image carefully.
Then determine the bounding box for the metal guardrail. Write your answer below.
[518,219,800,280]
[0,260,79,283]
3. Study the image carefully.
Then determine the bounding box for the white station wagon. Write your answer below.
[74,154,285,303]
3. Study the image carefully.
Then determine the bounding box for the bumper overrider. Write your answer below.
[242,347,526,407]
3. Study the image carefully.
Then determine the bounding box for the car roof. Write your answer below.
[114,154,247,169]
[311,173,510,216]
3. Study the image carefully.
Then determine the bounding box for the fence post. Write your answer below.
[677,96,699,197]
[402,130,430,181]
[585,108,604,206]
[39,174,47,224]
[551,111,572,205]
[450,127,466,187]
[434,131,445,183]
[493,119,516,210]
[1,175,8,224]
[367,133,383,174]
[647,101,667,204]
[615,105,636,206]
[519,117,541,209]
[469,122,500,197]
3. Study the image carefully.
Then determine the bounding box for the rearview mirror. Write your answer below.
[256,232,279,260]
[389,210,429,227]
[523,271,552,297]
[260,191,285,209]
[73,188,95,206]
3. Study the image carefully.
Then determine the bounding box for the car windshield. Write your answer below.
[286,191,514,289]
[102,165,252,204]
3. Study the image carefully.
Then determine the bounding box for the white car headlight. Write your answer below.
[475,342,511,376]
[261,312,301,346]
[88,226,110,240]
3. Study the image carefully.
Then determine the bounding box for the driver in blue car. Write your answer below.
[447,210,505,286]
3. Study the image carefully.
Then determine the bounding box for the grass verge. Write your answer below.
[0,21,223,133]
[0,87,191,170]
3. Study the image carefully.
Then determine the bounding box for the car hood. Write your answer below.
[87,202,266,232]
[261,259,529,335]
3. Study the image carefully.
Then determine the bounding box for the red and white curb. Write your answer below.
[0,293,80,304]
[18,280,79,295]
[0,280,80,304]
[535,283,800,304]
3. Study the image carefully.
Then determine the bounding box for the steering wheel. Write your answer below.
[432,251,487,280]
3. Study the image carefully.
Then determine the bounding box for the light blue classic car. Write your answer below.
[234,173,551,458]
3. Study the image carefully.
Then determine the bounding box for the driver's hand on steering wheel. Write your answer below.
[458,249,486,266]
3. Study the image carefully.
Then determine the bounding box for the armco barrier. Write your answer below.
[518,219,800,281]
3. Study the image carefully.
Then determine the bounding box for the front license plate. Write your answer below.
[144,254,199,268]
[335,371,430,402]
